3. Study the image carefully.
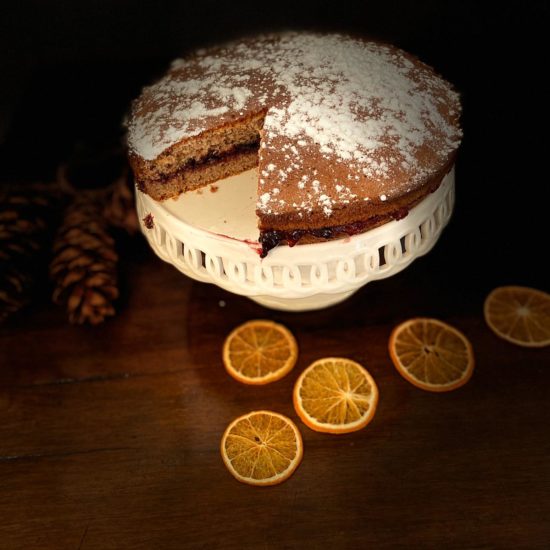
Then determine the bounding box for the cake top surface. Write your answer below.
[128,32,461,220]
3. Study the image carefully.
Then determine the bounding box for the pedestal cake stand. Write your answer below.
[136,168,455,312]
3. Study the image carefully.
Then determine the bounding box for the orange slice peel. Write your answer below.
[389,317,474,392]
[293,357,379,434]
[222,320,298,385]
[484,286,550,348]
[220,410,303,486]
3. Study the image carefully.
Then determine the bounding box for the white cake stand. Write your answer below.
[136,167,455,311]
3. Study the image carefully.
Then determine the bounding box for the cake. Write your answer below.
[127,32,461,257]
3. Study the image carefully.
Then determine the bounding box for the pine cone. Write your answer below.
[50,191,119,325]
[0,183,65,323]
[103,171,139,235]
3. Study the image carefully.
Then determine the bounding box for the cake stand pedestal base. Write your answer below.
[251,290,357,312]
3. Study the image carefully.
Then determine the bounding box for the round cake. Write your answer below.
[127,32,461,256]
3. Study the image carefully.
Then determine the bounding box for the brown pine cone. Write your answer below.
[0,183,66,323]
[50,191,119,325]
[103,171,139,235]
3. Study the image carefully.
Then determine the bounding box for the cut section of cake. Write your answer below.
[127,32,461,257]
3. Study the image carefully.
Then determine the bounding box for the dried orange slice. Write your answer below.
[389,318,474,392]
[222,320,298,385]
[293,358,379,434]
[220,411,303,486]
[484,286,550,347]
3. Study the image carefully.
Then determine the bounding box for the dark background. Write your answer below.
[1,0,548,288]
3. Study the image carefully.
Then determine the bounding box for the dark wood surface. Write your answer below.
[2,3,550,548]
[1,227,549,548]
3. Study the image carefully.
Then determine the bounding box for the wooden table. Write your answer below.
[1,206,549,548]
[2,9,550,541]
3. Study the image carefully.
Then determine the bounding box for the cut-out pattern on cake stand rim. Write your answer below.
[136,169,455,311]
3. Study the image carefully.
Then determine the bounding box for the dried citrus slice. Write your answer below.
[220,410,303,486]
[293,358,379,434]
[389,318,474,392]
[222,320,298,385]
[484,286,550,347]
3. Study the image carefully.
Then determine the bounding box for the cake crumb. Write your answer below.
[210,185,219,193]
[143,213,154,229]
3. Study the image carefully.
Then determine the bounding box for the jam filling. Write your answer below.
[187,139,260,168]
[137,140,260,194]
[258,206,409,258]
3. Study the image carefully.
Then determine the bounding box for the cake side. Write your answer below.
[257,157,454,255]
[133,147,260,202]
[129,111,266,200]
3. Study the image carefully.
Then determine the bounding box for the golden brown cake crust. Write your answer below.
[127,32,461,252]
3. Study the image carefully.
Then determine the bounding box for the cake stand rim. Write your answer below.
[136,168,455,309]
[137,168,455,263]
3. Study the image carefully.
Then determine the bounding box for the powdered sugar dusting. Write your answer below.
[128,32,461,219]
